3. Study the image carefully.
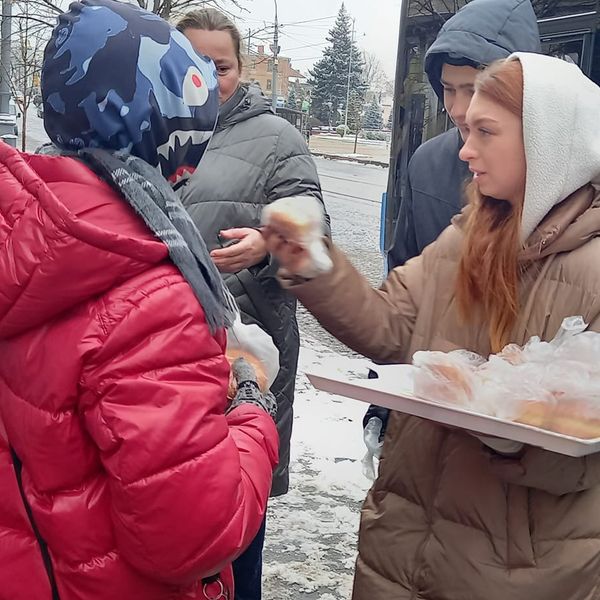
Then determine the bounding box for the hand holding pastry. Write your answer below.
[261,196,333,279]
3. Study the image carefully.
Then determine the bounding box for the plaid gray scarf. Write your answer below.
[78,148,236,333]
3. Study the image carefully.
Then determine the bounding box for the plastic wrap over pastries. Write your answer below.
[413,317,600,439]
[226,317,280,400]
[226,348,270,400]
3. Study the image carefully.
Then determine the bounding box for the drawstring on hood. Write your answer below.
[425,0,541,100]
[510,52,600,240]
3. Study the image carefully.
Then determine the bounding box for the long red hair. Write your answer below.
[455,59,524,353]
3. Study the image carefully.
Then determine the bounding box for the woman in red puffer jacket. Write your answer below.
[0,2,278,599]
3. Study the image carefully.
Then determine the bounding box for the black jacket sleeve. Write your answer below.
[387,169,417,270]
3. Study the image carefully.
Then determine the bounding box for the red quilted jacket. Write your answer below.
[0,143,279,600]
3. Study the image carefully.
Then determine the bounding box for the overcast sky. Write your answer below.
[41,0,401,77]
[230,0,402,77]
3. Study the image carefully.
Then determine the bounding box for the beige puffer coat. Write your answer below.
[290,184,600,599]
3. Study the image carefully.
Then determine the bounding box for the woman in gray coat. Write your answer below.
[176,9,327,600]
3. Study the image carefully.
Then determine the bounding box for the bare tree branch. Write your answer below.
[3,2,49,149]
[15,0,250,23]
[362,50,391,98]
[11,14,55,28]
[27,0,63,14]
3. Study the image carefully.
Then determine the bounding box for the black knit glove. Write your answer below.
[227,358,277,420]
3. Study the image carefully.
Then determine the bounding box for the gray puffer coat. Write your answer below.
[179,83,326,496]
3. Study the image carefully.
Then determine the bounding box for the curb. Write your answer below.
[310,151,389,168]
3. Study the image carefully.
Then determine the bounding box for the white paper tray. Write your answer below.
[306,363,600,457]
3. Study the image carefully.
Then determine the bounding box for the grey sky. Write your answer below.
[231,0,402,77]
[40,0,401,78]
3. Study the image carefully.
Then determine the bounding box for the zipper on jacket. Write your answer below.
[9,446,60,600]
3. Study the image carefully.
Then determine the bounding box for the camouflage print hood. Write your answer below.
[41,0,219,187]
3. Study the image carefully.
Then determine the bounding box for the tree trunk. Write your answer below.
[21,107,27,152]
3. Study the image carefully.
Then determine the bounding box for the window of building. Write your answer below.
[266,80,272,90]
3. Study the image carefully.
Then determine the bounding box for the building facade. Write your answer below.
[241,45,304,101]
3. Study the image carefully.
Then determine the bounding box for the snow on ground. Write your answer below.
[263,336,373,599]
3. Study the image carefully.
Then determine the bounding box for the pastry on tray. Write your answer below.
[412,351,480,407]
[516,398,600,439]
[411,345,600,440]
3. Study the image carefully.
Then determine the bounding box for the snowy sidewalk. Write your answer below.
[263,337,372,599]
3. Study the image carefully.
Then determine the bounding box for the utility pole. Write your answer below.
[343,17,355,133]
[270,0,279,111]
[0,0,15,147]
[247,28,251,54]
[0,0,11,114]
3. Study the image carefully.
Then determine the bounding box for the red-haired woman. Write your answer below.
[264,53,600,600]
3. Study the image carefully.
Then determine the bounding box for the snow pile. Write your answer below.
[263,337,372,599]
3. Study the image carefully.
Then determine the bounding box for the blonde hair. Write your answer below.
[176,8,243,73]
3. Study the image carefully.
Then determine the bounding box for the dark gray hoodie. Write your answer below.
[387,0,540,269]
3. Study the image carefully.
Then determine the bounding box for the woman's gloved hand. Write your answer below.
[227,357,277,420]
[227,315,280,390]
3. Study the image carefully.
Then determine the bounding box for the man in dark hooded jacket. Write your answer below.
[388,0,540,268]
[365,0,541,438]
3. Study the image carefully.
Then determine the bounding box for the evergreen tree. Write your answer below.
[308,3,366,125]
[287,83,298,109]
[387,109,393,130]
[363,97,384,130]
